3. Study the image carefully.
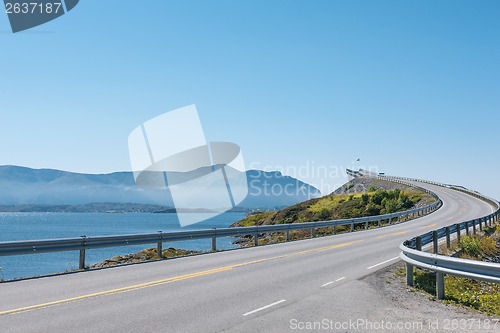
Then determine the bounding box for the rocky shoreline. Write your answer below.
[89,247,201,269]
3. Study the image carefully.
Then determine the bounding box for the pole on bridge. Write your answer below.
[79,250,85,270]
[416,236,422,251]
[212,228,217,251]
[433,231,438,254]
[157,231,163,258]
[445,227,451,249]
[79,236,86,270]
[456,223,461,243]
[406,263,414,286]
[436,272,445,300]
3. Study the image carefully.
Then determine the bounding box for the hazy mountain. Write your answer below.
[0,166,320,209]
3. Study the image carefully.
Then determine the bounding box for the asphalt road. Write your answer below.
[0,181,496,333]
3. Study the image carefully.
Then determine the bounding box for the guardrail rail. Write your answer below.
[393,176,500,300]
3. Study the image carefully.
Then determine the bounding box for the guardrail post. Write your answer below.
[311,227,315,238]
[433,231,438,254]
[406,263,414,286]
[254,233,259,246]
[286,229,290,242]
[465,221,469,236]
[351,222,354,232]
[212,228,217,251]
[157,231,163,258]
[365,221,369,230]
[445,227,450,249]
[436,272,445,300]
[333,225,337,235]
[79,236,86,270]
[456,223,461,243]
[416,236,422,251]
[398,215,401,223]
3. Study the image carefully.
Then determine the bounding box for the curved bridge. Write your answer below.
[0,175,496,332]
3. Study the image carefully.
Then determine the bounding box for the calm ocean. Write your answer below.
[0,212,245,281]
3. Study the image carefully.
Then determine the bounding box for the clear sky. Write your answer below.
[0,1,499,198]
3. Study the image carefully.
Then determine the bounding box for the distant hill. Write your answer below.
[231,177,434,227]
[0,166,320,210]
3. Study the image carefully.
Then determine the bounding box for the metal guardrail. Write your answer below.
[394,176,500,299]
[0,176,441,271]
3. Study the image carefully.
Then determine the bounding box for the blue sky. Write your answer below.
[0,0,499,198]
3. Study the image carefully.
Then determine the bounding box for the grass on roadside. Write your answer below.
[404,225,500,316]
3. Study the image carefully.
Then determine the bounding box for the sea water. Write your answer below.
[0,212,245,281]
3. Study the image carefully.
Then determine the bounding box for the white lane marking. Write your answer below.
[243,299,286,316]
[367,257,399,270]
[321,277,346,287]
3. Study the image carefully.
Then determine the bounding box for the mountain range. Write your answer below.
[0,165,321,211]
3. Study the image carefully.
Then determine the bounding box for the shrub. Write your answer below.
[365,203,381,216]
[316,209,331,220]
[370,190,388,205]
[460,235,497,258]
[383,198,400,214]
[361,194,369,204]
[460,236,482,257]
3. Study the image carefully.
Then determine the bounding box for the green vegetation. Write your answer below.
[231,181,434,247]
[233,188,426,227]
[409,225,500,316]
[237,211,275,227]
[411,269,500,316]
[459,234,498,259]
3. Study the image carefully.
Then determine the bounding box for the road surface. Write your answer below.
[0,181,495,332]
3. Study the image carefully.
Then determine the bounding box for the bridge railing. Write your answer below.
[0,177,441,272]
[392,175,500,299]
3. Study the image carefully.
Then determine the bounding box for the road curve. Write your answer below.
[0,181,495,333]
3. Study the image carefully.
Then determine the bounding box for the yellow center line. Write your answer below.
[418,223,436,229]
[0,240,363,316]
[376,230,411,239]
